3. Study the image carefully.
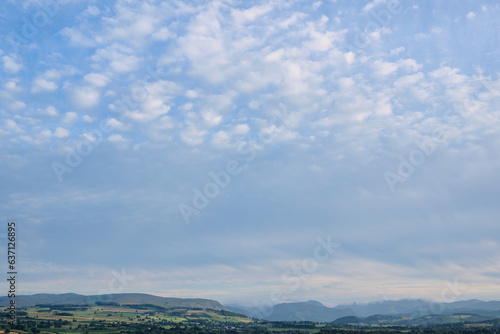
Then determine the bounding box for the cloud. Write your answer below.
[1,0,500,305]
[123,80,176,123]
[363,0,387,12]
[31,77,58,93]
[43,106,59,116]
[2,55,23,74]
[91,44,141,73]
[108,134,125,142]
[180,123,208,146]
[302,16,342,52]
[201,108,222,127]
[211,123,250,149]
[105,118,126,131]
[60,27,97,47]
[278,12,307,29]
[231,3,274,26]
[372,60,400,76]
[4,119,24,133]
[429,67,466,86]
[390,46,405,56]
[71,87,100,109]
[53,127,70,138]
[63,112,78,124]
[84,73,111,87]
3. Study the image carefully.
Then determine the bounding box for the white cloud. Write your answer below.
[390,46,405,56]
[84,73,111,87]
[71,87,100,109]
[54,127,69,138]
[186,90,199,98]
[2,55,22,74]
[344,52,355,64]
[201,108,222,127]
[429,67,466,86]
[87,5,100,16]
[151,27,175,41]
[106,118,127,131]
[124,80,176,122]
[431,27,442,34]
[372,60,400,77]
[231,4,273,26]
[45,106,59,116]
[108,134,125,142]
[31,78,57,93]
[91,44,141,73]
[211,123,250,149]
[60,27,97,47]
[211,130,232,148]
[3,0,500,304]
[63,112,78,124]
[278,12,307,29]
[232,124,250,135]
[363,0,387,12]
[302,16,342,52]
[107,15,156,41]
[374,100,392,116]
[466,12,476,19]
[394,72,425,87]
[9,101,26,111]
[4,79,22,93]
[40,129,52,138]
[399,58,422,72]
[4,119,24,133]
[180,124,207,146]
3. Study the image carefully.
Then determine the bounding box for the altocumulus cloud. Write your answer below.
[0,0,499,305]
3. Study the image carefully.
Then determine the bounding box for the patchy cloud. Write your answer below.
[0,0,499,306]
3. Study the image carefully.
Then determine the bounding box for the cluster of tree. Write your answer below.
[34,304,89,311]
[269,321,317,329]
[52,311,74,316]
[319,327,500,334]
[0,311,27,317]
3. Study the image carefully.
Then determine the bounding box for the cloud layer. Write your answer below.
[0,0,499,306]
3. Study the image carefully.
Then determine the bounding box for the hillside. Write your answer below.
[0,293,226,311]
[227,299,500,323]
[226,300,356,322]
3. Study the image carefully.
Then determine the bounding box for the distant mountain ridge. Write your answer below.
[3,293,500,325]
[0,293,226,311]
[333,313,500,326]
[226,299,500,323]
[225,300,355,322]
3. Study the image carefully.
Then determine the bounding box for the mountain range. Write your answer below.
[0,293,226,310]
[2,293,500,324]
[225,299,500,322]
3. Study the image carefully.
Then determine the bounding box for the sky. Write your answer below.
[0,0,500,309]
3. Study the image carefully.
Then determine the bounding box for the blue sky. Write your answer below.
[1,0,500,307]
